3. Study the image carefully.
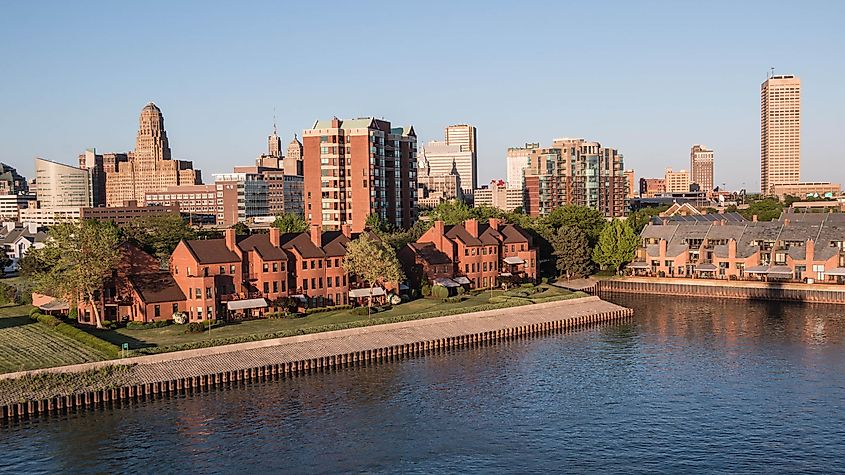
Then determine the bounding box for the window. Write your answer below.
[336,276,340,287]
[318,260,322,269]
[264,282,269,293]
[172,303,178,314]
[311,278,316,289]
[263,263,269,273]
[206,287,212,299]
[219,266,225,274]
[302,261,307,270]
[207,307,213,319]
[195,288,202,299]
[273,262,278,272]
[230,265,236,274]
[328,278,333,288]
[319,277,323,288]
[154,305,161,317]
[303,279,308,290]
[310,260,315,269]
[327,259,332,268]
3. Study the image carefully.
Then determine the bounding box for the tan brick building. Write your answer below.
[761,75,800,195]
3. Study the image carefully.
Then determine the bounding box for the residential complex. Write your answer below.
[522,138,627,218]
[473,180,524,212]
[624,170,636,199]
[630,212,845,284]
[399,218,537,290]
[302,117,417,232]
[506,143,538,190]
[689,145,714,194]
[760,75,801,195]
[102,103,202,206]
[419,124,477,196]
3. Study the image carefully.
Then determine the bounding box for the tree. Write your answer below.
[122,213,196,265]
[550,225,593,279]
[739,198,782,222]
[365,213,389,233]
[627,206,669,234]
[272,212,308,234]
[592,219,639,273]
[540,205,607,247]
[24,220,121,329]
[343,233,404,315]
[0,252,11,275]
[232,222,250,235]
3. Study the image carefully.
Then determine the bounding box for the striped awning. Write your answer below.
[824,267,845,276]
[227,298,268,310]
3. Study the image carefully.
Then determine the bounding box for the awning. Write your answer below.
[628,261,650,269]
[291,294,307,302]
[767,265,794,276]
[695,263,717,272]
[38,299,69,311]
[503,256,525,265]
[349,287,386,298]
[453,276,471,285]
[399,283,409,290]
[745,265,769,274]
[227,298,268,311]
[433,277,460,288]
[498,272,513,277]
[825,267,845,276]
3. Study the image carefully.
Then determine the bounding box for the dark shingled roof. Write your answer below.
[477,224,504,245]
[409,242,453,265]
[129,272,186,304]
[183,239,240,264]
[321,231,350,257]
[237,234,286,260]
[500,224,531,244]
[445,225,483,246]
[280,233,325,258]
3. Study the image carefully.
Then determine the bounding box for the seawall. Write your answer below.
[0,296,632,421]
[598,277,845,304]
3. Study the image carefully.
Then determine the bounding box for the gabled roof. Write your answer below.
[500,224,531,244]
[280,232,325,259]
[237,234,286,260]
[445,225,483,246]
[477,224,503,245]
[409,242,452,265]
[129,272,186,304]
[321,231,350,257]
[182,239,240,264]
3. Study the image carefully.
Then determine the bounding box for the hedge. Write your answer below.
[304,304,352,315]
[132,291,589,356]
[30,312,122,359]
[125,320,172,330]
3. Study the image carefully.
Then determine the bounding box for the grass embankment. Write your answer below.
[0,365,132,406]
[0,304,109,374]
[91,284,584,356]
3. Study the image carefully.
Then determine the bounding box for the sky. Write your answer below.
[1,0,843,192]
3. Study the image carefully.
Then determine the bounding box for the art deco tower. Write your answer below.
[135,103,172,164]
[760,75,800,194]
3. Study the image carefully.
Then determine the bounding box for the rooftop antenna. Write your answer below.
[273,106,277,135]
[770,66,775,79]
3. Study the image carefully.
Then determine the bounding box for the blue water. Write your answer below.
[2,295,844,474]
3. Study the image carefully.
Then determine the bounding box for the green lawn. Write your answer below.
[95,285,577,351]
[0,304,108,374]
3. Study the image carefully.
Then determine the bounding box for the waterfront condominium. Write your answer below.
[523,138,627,218]
[760,74,800,195]
[302,117,417,232]
[420,124,477,196]
[506,143,539,190]
[689,145,714,193]
[103,103,202,207]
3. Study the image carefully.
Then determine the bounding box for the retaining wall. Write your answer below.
[599,278,845,304]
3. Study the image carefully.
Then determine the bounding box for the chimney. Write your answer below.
[488,217,499,231]
[720,219,726,226]
[752,215,758,222]
[729,238,737,258]
[465,218,479,237]
[434,220,445,235]
[784,218,790,226]
[269,226,280,247]
[341,223,351,239]
[659,239,667,257]
[310,223,322,247]
[27,223,38,234]
[225,228,237,252]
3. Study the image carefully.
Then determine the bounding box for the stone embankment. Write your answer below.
[0,296,632,421]
[599,277,845,304]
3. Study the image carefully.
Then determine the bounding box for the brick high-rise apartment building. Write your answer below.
[104,103,202,206]
[689,144,714,194]
[761,75,800,195]
[302,117,417,232]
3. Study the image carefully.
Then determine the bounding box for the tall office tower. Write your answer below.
[302,117,417,232]
[285,135,304,176]
[506,143,539,189]
[213,170,270,226]
[689,144,714,193]
[420,124,477,195]
[523,147,571,217]
[34,157,93,208]
[761,74,801,194]
[105,103,202,206]
[623,170,636,199]
[268,125,283,159]
[79,149,130,206]
[664,168,691,193]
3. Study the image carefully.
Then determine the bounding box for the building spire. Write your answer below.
[273,106,278,135]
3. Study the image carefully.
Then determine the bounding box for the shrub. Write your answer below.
[520,283,535,289]
[29,312,121,358]
[400,294,410,303]
[125,320,172,330]
[541,277,549,284]
[431,285,449,299]
[353,306,374,316]
[421,283,431,297]
[304,304,351,316]
[443,296,465,303]
[456,286,465,295]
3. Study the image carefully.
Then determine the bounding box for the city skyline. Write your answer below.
[1,1,844,191]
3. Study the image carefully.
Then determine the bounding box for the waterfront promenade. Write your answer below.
[0,296,631,419]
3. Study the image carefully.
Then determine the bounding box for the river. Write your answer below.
[2,295,844,474]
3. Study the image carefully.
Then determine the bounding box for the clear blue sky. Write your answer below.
[1,0,843,192]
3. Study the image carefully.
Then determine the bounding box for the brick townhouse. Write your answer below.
[400,218,537,290]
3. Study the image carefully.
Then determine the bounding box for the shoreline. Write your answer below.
[0,296,632,421]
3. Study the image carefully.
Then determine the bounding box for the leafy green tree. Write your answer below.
[739,198,783,222]
[592,219,639,273]
[272,212,308,234]
[365,213,389,233]
[627,206,669,234]
[122,213,196,265]
[551,225,593,279]
[24,220,121,328]
[540,205,607,247]
[0,252,11,275]
[343,233,404,314]
[232,222,250,235]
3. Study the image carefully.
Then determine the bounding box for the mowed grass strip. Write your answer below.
[0,305,107,374]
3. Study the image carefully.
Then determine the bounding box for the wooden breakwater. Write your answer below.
[0,296,632,422]
[598,278,845,304]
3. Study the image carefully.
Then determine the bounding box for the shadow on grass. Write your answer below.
[78,327,156,351]
[0,316,34,330]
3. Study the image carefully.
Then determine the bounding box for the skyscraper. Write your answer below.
[689,144,714,194]
[105,103,202,206]
[285,135,303,176]
[506,143,539,189]
[302,117,417,232]
[420,124,477,195]
[34,157,92,208]
[761,74,800,195]
[664,168,691,193]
